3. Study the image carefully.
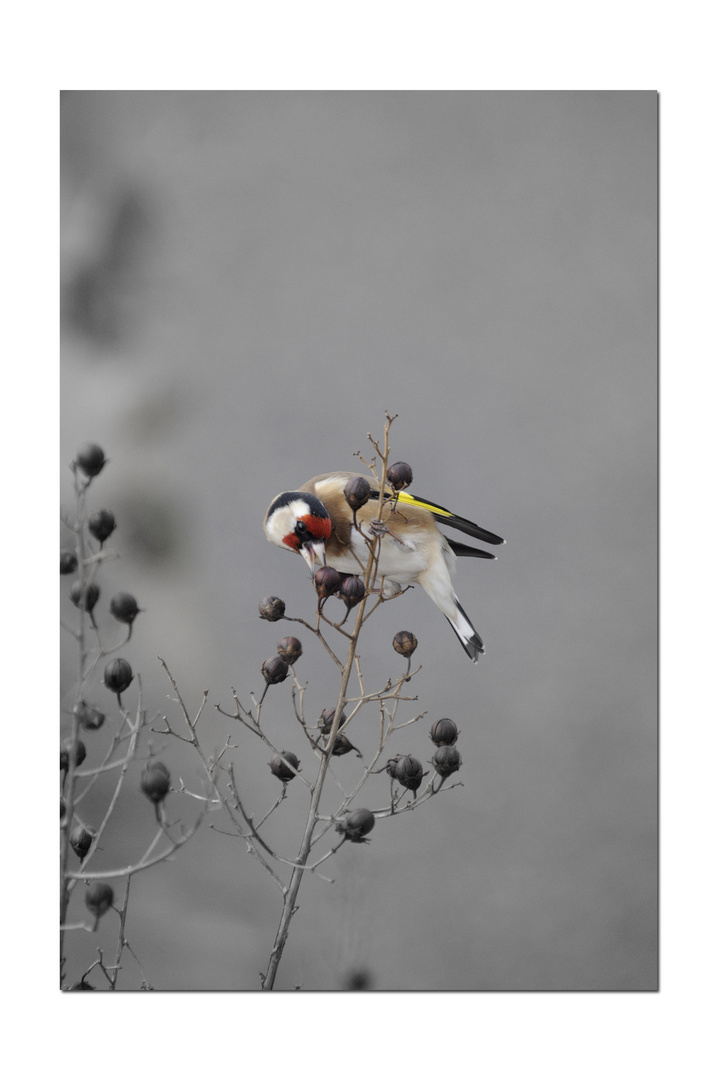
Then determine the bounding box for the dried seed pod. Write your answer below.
[104,658,134,698]
[60,549,78,575]
[259,595,286,621]
[339,575,365,610]
[70,825,94,860]
[74,701,106,731]
[70,581,100,613]
[432,744,462,778]
[75,443,106,477]
[330,733,360,757]
[319,708,347,734]
[392,754,424,792]
[84,881,114,919]
[110,592,141,626]
[61,739,87,771]
[336,808,375,843]
[344,475,371,512]
[141,766,171,804]
[277,636,302,663]
[313,565,342,599]
[386,461,413,491]
[268,751,300,782]
[392,630,418,658]
[261,655,289,685]
[88,509,116,545]
[429,718,460,746]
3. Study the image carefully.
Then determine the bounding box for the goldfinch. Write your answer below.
[263,472,503,663]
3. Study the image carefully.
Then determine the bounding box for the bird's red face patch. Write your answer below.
[283,513,331,552]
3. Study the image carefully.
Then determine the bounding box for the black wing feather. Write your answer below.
[446,538,496,560]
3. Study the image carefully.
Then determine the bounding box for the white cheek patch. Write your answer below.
[264,500,310,546]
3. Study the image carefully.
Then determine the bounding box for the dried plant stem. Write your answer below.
[261,600,363,990]
[60,467,92,977]
[261,414,396,990]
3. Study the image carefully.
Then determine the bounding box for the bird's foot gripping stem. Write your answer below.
[369,518,405,545]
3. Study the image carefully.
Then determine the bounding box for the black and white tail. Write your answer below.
[446,597,484,663]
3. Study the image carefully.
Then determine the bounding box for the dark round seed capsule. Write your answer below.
[429,718,460,746]
[85,882,114,918]
[432,744,462,778]
[141,767,171,804]
[269,751,300,782]
[319,707,347,734]
[88,509,116,544]
[76,443,106,477]
[392,630,418,657]
[339,575,365,609]
[61,739,87,770]
[344,476,371,512]
[386,461,413,491]
[258,596,286,621]
[261,656,290,685]
[336,808,375,843]
[330,733,360,757]
[104,658,133,696]
[70,825,94,860]
[313,566,342,599]
[277,636,302,663]
[109,592,140,625]
[69,581,100,613]
[391,754,424,792]
[60,549,78,575]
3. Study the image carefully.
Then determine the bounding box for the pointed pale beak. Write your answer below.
[300,541,326,576]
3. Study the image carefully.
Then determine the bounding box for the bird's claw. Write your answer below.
[369,518,405,545]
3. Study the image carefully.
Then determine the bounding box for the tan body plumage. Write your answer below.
[300,472,457,589]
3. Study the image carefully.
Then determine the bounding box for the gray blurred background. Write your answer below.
[60,90,657,991]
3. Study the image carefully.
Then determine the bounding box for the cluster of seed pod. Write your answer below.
[260,633,305,780]
[330,716,462,847]
[61,442,149,934]
[428,717,463,779]
[310,565,366,615]
[261,632,303,697]
[318,708,362,758]
[63,446,142,640]
[386,717,463,801]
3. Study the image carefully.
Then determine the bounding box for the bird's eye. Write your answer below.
[295,521,307,536]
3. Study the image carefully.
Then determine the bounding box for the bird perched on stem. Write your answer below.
[263,471,503,663]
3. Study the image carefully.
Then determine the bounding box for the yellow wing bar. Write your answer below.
[395,491,450,516]
[394,490,504,546]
